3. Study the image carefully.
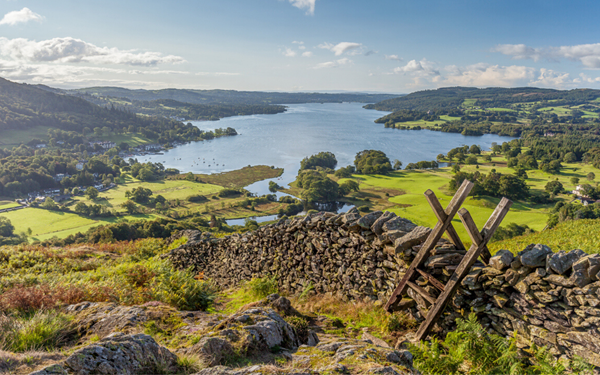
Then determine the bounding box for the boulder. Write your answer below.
[31,333,178,375]
[66,302,148,338]
[371,211,396,235]
[393,226,431,254]
[382,217,417,233]
[239,308,299,350]
[547,250,584,275]
[519,244,552,268]
[185,337,234,366]
[489,250,514,270]
[351,211,383,231]
[571,256,595,288]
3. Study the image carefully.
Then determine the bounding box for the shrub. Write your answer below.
[0,284,85,313]
[286,316,309,342]
[0,310,76,352]
[358,205,370,212]
[187,194,207,203]
[409,313,591,375]
[153,266,216,311]
[246,276,278,299]
[218,189,242,198]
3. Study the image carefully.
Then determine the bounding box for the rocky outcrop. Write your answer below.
[30,333,178,375]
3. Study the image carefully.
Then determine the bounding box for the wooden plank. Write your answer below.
[407,281,437,305]
[385,180,474,312]
[457,207,492,265]
[425,190,466,251]
[413,198,513,341]
[416,268,445,292]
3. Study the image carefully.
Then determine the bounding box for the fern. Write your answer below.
[410,313,591,375]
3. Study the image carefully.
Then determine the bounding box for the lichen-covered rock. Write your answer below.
[185,337,235,366]
[489,250,514,270]
[547,250,584,275]
[371,211,396,235]
[234,308,299,350]
[66,302,148,338]
[354,211,384,230]
[394,226,431,254]
[32,333,177,375]
[520,244,552,268]
[382,217,417,233]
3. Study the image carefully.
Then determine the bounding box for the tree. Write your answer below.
[393,160,403,170]
[588,172,596,181]
[354,150,392,174]
[563,152,577,163]
[468,145,481,154]
[545,180,564,195]
[42,197,59,210]
[127,187,153,203]
[466,155,478,165]
[339,180,360,195]
[570,177,580,186]
[300,152,337,171]
[121,200,138,214]
[334,166,355,178]
[498,175,530,200]
[0,217,15,237]
[185,172,195,182]
[74,202,90,216]
[86,187,99,200]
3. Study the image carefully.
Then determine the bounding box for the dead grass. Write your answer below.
[0,349,65,375]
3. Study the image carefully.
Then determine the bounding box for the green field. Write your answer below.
[0,207,162,242]
[0,201,20,209]
[71,178,224,213]
[98,132,155,146]
[0,125,53,148]
[332,153,600,246]
[490,219,600,254]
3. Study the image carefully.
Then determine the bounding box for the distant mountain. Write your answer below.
[72,87,397,105]
[365,87,600,112]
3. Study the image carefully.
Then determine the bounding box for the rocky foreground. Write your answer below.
[13,295,416,375]
[167,209,600,368]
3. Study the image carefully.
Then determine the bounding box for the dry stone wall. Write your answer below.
[168,209,600,366]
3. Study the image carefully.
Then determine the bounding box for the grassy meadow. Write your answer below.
[332,152,599,246]
[0,165,286,242]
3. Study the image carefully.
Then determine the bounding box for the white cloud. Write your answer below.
[0,37,185,66]
[292,41,304,44]
[282,48,297,57]
[0,7,43,26]
[384,54,403,61]
[314,58,351,69]
[393,59,439,75]
[302,51,313,57]
[318,42,362,56]
[493,43,600,69]
[289,0,316,15]
[443,63,535,86]
[299,45,306,50]
[529,68,571,87]
[195,72,240,76]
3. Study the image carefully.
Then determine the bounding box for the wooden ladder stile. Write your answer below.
[384,179,473,312]
[384,180,513,342]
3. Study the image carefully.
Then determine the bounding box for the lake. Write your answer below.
[143,103,514,221]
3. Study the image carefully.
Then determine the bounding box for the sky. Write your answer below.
[1,0,600,93]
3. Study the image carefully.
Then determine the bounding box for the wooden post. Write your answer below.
[413,197,513,341]
[384,180,473,312]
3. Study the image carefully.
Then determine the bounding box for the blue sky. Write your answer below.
[1,0,599,92]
